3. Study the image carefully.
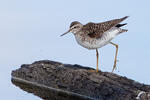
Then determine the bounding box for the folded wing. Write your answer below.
[81,16,129,38]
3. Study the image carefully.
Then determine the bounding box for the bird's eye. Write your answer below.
[74,26,77,28]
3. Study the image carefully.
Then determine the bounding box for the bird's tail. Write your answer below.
[115,23,127,28]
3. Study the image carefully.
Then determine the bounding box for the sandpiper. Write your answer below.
[61,16,128,72]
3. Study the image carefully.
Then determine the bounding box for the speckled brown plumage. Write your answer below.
[61,16,129,72]
[81,16,129,38]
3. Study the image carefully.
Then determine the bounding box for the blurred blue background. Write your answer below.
[0,0,150,100]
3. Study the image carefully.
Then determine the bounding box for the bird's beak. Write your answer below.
[60,29,71,36]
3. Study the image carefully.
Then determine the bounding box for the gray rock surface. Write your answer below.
[11,60,150,100]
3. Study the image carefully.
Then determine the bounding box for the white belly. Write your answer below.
[75,28,120,50]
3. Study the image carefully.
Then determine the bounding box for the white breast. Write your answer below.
[75,28,121,50]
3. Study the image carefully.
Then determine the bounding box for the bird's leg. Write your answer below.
[96,49,99,72]
[109,42,118,72]
[88,49,99,72]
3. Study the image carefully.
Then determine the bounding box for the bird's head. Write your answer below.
[60,21,83,36]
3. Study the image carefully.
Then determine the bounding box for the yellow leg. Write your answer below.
[96,49,99,72]
[109,42,118,72]
[88,49,99,72]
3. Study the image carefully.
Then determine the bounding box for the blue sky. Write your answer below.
[0,0,150,100]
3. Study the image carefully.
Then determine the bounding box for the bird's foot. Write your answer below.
[88,69,99,73]
[111,59,119,72]
[112,64,117,73]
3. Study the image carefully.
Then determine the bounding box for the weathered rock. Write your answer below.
[11,60,150,100]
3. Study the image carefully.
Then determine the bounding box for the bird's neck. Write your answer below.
[73,29,81,35]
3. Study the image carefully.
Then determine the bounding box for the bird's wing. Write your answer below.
[81,16,129,38]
